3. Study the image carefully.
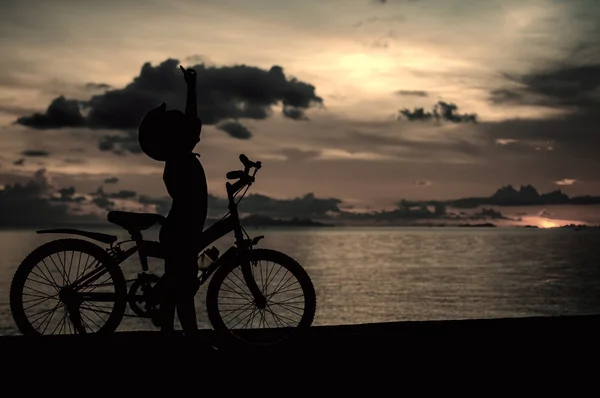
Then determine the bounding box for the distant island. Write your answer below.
[400,184,600,209]
[457,223,496,228]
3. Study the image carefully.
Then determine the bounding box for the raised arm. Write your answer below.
[179,65,197,121]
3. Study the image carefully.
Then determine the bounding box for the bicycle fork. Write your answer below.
[214,246,266,308]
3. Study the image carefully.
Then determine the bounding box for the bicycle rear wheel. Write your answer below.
[206,248,317,348]
[9,238,127,335]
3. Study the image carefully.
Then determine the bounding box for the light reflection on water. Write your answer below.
[1,226,599,335]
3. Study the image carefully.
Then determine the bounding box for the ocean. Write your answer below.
[1,226,599,336]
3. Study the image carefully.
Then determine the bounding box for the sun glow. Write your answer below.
[520,216,589,229]
[538,219,559,229]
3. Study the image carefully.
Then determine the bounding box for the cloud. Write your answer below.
[489,65,600,110]
[13,158,24,166]
[98,130,143,155]
[483,43,600,162]
[348,130,482,159]
[282,106,309,120]
[555,179,577,186]
[279,147,321,161]
[63,158,86,164]
[16,58,322,128]
[14,58,323,154]
[140,191,343,220]
[495,139,518,146]
[21,150,50,157]
[0,168,97,226]
[104,177,119,184]
[398,101,477,123]
[15,96,86,129]
[84,82,112,91]
[414,180,432,187]
[538,208,551,218]
[87,186,141,210]
[395,90,428,97]
[216,121,252,139]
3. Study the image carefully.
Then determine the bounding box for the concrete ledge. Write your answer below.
[4,315,597,387]
[3,314,600,361]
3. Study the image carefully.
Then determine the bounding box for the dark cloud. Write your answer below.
[91,186,137,200]
[348,131,482,158]
[139,192,342,220]
[490,65,600,109]
[98,130,144,155]
[216,121,252,139]
[484,45,600,162]
[16,58,322,132]
[395,90,428,97]
[84,82,112,91]
[88,186,138,210]
[398,101,477,123]
[15,96,86,129]
[279,147,321,161]
[0,169,97,226]
[104,177,119,184]
[51,186,86,203]
[282,106,309,120]
[21,150,49,157]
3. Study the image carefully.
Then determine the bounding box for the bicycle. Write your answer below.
[9,154,317,348]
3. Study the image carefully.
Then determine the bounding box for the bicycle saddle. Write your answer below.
[107,211,165,232]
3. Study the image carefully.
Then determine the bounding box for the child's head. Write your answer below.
[138,103,202,161]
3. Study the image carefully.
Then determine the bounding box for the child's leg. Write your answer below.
[158,261,177,333]
[174,253,199,335]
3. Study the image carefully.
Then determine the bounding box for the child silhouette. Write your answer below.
[138,65,207,336]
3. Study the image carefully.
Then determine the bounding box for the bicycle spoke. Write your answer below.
[268,301,304,317]
[40,259,61,290]
[23,294,58,311]
[29,269,59,290]
[264,304,296,327]
[228,305,259,329]
[51,311,68,335]
[221,278,252,301]
[67,250,75,284]
[39,302,62,334]
[222,301,255,324]
[228,269,254,297]
[29,303,61,328]
[80,310,102,330]
[269,271,294,297]
[49,253,68,285]
[264,262,284,292]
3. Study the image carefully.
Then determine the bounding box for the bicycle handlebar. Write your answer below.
[225,153,261,198]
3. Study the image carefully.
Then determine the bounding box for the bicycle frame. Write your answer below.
[62,173,266,309]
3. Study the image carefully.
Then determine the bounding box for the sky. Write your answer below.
[0,0,599,226]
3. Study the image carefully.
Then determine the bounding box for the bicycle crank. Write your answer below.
[127,273,161,318]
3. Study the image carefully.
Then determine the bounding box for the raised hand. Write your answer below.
[179,65,197,85]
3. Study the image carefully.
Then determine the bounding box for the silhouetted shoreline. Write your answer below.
[1,221,599,230]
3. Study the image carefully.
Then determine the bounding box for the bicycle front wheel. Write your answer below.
[9,238,127,336]
[206,248,317,348]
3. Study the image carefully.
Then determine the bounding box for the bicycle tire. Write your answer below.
[9,238,128,336]
[206,248,317,349]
